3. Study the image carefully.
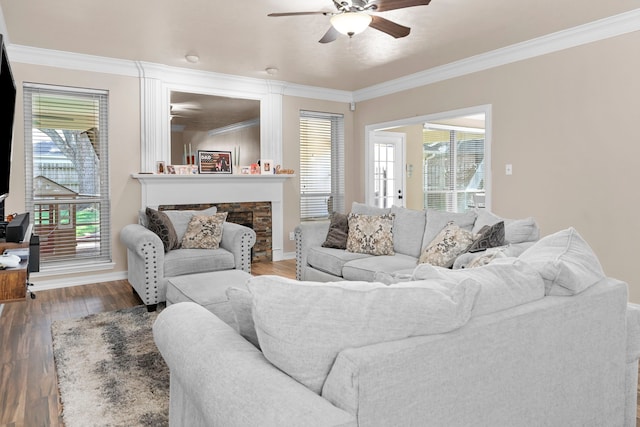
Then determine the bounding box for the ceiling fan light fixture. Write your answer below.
[185,54,200,64]
[330,12,372,37]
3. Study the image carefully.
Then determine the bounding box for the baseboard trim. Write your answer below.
[30,271,128,291]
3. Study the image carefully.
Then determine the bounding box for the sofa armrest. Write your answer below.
[119,224,165,305]
[220,221,256,273]
[153,303,356,427]
[626,303,640,363]
[295,220,331,280]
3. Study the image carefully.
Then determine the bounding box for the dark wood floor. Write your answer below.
[0,260,295,427]
[0,259,638,426]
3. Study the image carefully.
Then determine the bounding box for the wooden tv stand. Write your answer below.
[0,225,32,303]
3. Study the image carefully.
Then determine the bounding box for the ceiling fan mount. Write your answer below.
[268,0,431,43]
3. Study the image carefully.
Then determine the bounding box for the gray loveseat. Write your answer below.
[154,227,640,426]
[295,203,539,282]
[120,206,256,311]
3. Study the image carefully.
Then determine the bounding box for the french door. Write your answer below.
[367,131,406,208]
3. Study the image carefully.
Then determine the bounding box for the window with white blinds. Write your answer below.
[423,128,485,213]
[23,83,111,267]
[299,111,345,220]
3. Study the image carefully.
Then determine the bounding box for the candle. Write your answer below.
[237,146,240,165]
[183,144,187,164]
[189,144,193,165]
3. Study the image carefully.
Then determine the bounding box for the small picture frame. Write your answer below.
[156,161,166,174]
[240,166,250,175]
[260,159,273,175]
[166,165,176,174]
[250,163,260,175]
[198,150,232,174]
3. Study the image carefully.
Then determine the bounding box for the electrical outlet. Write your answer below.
[289,231,295,241]
[505,164,513,175]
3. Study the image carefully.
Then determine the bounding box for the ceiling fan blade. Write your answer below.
[368,0,430,12]
[319,26,340,43]
[369,15,410,38]
[268,11,328,17]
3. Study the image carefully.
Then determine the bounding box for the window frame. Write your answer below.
[23,83,112,271]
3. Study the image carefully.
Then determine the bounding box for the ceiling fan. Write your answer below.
[268,0,431,43]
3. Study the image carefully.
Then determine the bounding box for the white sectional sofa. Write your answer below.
[154,227,640,426]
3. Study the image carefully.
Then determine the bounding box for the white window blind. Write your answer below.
[423,128,485,213]
[23,83,111,267]
[299,111,345,220]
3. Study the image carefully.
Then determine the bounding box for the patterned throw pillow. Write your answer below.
[322,212,349,249]
[346,213,395,256]
[181,212,228,249]
[145,207,180,252]
[467,221,505,253]
[419,221,474,268]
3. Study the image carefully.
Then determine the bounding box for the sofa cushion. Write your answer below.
[419,222,475,268]
[145,207,180,252]
[247,275,479,394]
[181,212,228,249]
[422,209,477,251]
[351,201,390,216]
[226,286,260,349]
[342,253,418,282]
[390,205,427,258]
[346,213,395,256]
[472,209,539,244]
[467,221,505,253]
[307,246,371,277]
[412,257,545,316]
[519,227,605,296]
[163,248,235,277]
[321,212,349,249]
[163,206,218,242]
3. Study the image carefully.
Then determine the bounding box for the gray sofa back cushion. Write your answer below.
[472,209,539,244]
[248,275,479,395]
[390,206,427,258]
[351,201,390,215]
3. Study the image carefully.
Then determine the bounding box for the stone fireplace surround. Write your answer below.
[132,174,291,261]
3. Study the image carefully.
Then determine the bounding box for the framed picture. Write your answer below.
[166,165,176,174]
[240,166,250,175]
[250,163,260,175]
[260,159,273,174]
[198,150,232,174]
[155,161,166,174]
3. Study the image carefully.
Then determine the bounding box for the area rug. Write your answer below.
[51,306,169,427]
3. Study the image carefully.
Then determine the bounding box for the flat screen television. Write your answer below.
[0,34,17,220]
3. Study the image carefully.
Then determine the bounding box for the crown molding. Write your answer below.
[353,8,640,102]
[208,118,260,137]
[4,7,640,104]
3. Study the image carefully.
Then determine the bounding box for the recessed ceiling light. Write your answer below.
[185,54,200,64]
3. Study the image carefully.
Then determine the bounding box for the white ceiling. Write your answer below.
[1,0,639,92]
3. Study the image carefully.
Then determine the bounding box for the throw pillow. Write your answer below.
[419,221,475,268]
[467,221,505,252]
[181,212,228,249]
[346,213,395,256]
[145,207,180,252]
[421,209,477,252]
[411,257,545,316]
[321,212,349,249]
[164,206,218,242]
[466,247,507,268]
[247,275,479,394]
[518,227,605,296]
[225,286,260,349]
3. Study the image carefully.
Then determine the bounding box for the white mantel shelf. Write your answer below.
[132,173,294,261]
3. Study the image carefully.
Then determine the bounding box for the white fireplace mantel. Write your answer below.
[132,173,294,261]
